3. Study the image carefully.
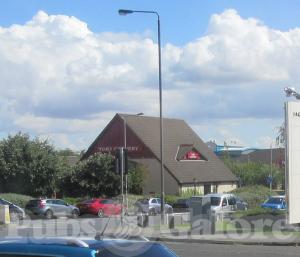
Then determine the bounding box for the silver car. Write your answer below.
[25,199,79,219]
[135,198,173,215]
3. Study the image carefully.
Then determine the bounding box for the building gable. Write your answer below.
[83,114,154,159]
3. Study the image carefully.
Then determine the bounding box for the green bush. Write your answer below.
[0,193,33,208]
[230,185,277,209]
[180,188,203,198]
[234,207,284,218]
[62,197,83,205]
[164,195,181,205]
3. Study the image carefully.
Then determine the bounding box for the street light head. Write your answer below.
[284,87,296,97]
[118,9,134,16]
[284,86,300,100]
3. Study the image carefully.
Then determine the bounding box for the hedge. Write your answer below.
[230,185,277,209]
[0,193,33,208]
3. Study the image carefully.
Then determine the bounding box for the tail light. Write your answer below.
[38,201,45,208]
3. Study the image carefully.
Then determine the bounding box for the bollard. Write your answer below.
[0,205,10,224]
[137,213,149,227]
[210,210,216,234]
[168,213,175,229]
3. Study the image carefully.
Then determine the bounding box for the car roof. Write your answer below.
[270,195,285,198]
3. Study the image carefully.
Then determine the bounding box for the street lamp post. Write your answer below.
[270,144,273,193]
[120,113,144,220]
[118,9,165,223]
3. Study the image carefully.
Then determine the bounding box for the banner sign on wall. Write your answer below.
[285,101,300,224]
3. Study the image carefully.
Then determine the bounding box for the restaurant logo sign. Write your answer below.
[97,146,139,152]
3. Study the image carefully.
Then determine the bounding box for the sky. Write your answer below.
[0,0,300,150]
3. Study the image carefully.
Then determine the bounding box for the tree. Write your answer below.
[71,153,120,197]
[128,164,147,194]
[0,133,60,196]
[224,159,284,189]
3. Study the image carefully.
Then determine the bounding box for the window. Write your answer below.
[53,200,65,205]
[210,197,221,206]
[176,144,208,161]
[101,199,114,204]
[151,199,157,204]
[0,199,9,205]
[222,199,227,206]
[228,197,236,206]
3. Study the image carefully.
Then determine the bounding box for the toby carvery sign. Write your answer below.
[285,102,300,224]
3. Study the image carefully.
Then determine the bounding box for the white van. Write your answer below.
[205,193,237,213]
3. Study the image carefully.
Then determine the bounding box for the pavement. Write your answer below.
[2,215,300,246]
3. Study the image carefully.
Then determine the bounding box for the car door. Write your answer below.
[221,197,229,212]
[228,196,237,211]
[153,199,161,213]
[103,199,114,215]
[53,200,70,216]
[45,200,59,215]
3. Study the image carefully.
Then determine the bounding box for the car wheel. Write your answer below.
[71,210,79,219]
[45,210,53,219]
[166,207,173,214]
[97,209,104,218]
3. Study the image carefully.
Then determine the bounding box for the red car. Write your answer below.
[77,198,122,217]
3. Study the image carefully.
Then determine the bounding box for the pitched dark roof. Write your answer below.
[119,114,237,184]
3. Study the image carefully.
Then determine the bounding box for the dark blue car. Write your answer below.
[261,196,286,210]
[0,237,179,257]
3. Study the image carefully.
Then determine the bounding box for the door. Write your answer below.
[204,184,211,195]
[150,199,159,213]
[53,200,70,216]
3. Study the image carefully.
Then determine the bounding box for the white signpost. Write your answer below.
[285,101,300,224]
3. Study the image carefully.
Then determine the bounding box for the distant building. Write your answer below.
[206,141,258,158]
[233,148,285,169]
[83,114,238,195]
[206,141,285,170]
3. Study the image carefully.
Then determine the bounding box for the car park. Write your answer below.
[25,198,80,219]
[0,237,180,257]
[0,198,26,221]
[261,195,286,210]
[77,198,122,217]
[134,198,173,215]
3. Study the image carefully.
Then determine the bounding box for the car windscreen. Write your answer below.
[210,197,221,206]
[266,197,284,204]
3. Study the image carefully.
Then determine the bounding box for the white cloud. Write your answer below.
[0,9,299,149]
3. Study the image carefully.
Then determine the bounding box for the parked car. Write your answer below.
[0,198,25,221]
[134,198,173,215]
[205,193,237,212]
[0,237,180,257]
[25,199,79,219]
[235,197,248,211]
[172,198,190,213]
[261,195,286,210]
[77,198,122,217]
